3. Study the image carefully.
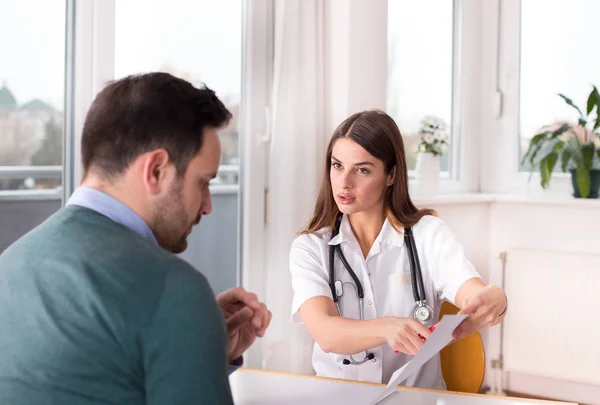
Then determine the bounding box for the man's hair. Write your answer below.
[81,72,232,179]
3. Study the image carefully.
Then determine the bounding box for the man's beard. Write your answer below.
[152,180,192,253]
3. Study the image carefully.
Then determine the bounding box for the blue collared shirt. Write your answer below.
[67,186,158,245]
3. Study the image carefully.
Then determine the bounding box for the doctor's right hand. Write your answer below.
[378,317,432,355]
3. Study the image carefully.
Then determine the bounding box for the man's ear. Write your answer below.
[387,166,396,186]
[142,149,172,195]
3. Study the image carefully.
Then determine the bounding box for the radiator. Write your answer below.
[502,249,600,386]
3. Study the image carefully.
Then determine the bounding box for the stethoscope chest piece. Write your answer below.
[413,301,434,326]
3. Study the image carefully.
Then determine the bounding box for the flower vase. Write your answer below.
[414,152,440,200]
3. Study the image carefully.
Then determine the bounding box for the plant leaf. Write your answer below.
[539,152,558,189]
[576,166,590,198]
[559,93,583,117]
[552,140,565,152]
[565,136,583,164]
[594,86,600,129]
[579,118,588,128]
[582,142,595,170]
[528,142,547,169]
[587,86,598,115]
[550,123,571,138]
[521,132,548,166]
[561,149,572,172]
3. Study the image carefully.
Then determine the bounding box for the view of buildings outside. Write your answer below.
[0,0,65,191]
[0,0,241,192]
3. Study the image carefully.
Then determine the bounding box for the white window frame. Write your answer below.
[68,0,255,197]
[0,0,116,203]
[0,1,74,203]
[442,0,480,193]
[480,0,575,196]
[68,0,272,303]
[386,0,481,194]
[396,0,481,194]
[66,0,116,201]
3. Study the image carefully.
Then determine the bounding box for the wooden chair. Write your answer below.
[438,301,486,393]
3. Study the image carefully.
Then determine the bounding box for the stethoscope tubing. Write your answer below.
[327,213,433,366]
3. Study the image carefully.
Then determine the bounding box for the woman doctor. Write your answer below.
[289,110,507,389]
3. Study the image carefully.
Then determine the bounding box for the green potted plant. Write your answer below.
[521,86,600,198]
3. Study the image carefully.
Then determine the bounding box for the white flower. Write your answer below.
[433,130,446,141]
[423,115,438,124]
[439,143,449,153]
[419,115,448,131]
[423,133,434,144]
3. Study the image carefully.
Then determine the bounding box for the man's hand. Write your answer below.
[216,287,272,362]
[453,284,507,340]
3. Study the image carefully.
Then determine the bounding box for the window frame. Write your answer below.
[389,0,481,194]
[76,0,269,298]
[481,0,575,196]
[0,0,71,202]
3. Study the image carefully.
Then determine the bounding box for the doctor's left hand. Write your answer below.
[453,284,506,341]
[216,287,272,362]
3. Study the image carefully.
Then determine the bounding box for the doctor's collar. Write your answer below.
[327,214,405,248]
[327,214,351,246]
[378,218,405,248]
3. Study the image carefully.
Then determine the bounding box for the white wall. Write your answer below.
[421,196,600,405]
[490,198,600,405]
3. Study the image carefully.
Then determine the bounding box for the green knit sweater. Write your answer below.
[0,206,233,404]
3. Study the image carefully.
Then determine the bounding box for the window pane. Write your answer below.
[387,0,454,172]
[114,0,242,186]
[520,0,600,171]
[0,0,65,191]
[114,1,243,294]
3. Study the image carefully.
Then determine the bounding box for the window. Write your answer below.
[113,0,244,293]
[114,0,242,186]
[387,0,454,173]
[0,0,66,192]
[519,0,600,172]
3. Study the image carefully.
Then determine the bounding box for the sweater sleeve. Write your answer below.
[140,265,233,405]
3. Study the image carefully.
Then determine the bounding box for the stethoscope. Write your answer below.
[327,213,434,366]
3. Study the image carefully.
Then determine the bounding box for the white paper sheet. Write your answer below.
[371,314,470,405]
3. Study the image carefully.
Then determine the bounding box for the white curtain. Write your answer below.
[260,0,327,374]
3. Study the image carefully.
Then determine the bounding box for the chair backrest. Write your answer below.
[439,301,486,393]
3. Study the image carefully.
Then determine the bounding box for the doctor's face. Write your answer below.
[152,130,221,253]
[330,138,394,217]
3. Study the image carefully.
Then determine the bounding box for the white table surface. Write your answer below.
[230,369,577,405]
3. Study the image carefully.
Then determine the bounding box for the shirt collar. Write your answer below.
[378,217,405,248]
[327,214,405,248]
[327,214,351,246]
[66,186,158,246]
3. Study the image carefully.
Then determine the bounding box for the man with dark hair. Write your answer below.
[0,72,271,404]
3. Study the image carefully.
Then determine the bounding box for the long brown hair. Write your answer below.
[302,109,436,234]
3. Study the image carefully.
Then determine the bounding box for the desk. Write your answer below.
[230,369,578,405]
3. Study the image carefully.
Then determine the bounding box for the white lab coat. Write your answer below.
[289,214,481,389]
